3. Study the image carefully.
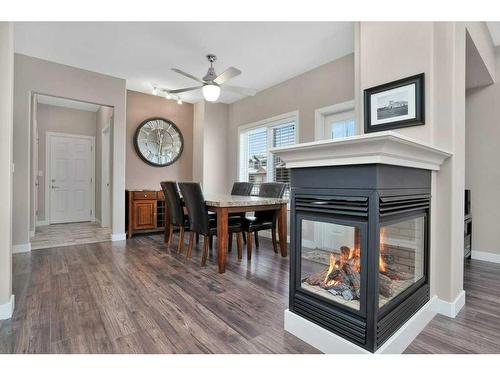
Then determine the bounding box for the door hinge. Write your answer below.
[90,177,92,183]
[90,209,93,215]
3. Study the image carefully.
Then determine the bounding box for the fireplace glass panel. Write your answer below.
[301,220,362,311]
[379,216,425,307]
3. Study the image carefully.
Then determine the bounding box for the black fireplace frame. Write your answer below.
[289,164,431,352]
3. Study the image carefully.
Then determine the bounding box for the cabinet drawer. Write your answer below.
[133,191,157,200]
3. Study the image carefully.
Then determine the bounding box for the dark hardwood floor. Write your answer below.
[1,232,499,354]
[405,258,500,353]
[0,233,319,354]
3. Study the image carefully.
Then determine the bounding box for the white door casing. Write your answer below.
[101,125,111,228]
[47,132,94,224]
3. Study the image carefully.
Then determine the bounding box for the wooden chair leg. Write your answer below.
[228,233,233,252]
[166,224,174,248]
[186,231,195,259]
[271,225,278,253]
[254,232,259,249]
[247,231,253,260]
[177,226,185,254]
[236,232,243,260]
[201,236,209,266]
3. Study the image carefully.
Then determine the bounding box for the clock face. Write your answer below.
[134,118,184,167]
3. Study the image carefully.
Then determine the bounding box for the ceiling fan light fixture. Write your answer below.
[202,84,221,102]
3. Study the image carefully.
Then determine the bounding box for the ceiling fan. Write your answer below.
[163,54,257,102]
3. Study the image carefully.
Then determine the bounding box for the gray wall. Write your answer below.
[13,54,127,246]
[36,103,98,222]
[0,23,14,313]
[227,53,355,187]
[125,90,194,190]
[465,47,500,257]
[95,106,113,223]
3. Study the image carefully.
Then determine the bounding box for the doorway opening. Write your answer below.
[30,94,113,250]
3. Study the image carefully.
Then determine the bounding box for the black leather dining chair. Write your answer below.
[160,181,189,254]
[178,182,244,265]
[228,182,253,250]
[231,182,254,196]
[242,182,286,260]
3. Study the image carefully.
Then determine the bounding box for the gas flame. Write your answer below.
[323,254,338,285]
[379,228,387,273]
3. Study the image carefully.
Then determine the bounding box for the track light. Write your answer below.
[152,87,158,95]
[165,92,172,100]
[177,98,183,105]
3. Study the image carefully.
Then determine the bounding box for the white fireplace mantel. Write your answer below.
[270,131,452,171]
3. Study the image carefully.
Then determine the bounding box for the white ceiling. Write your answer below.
[37,94,101,112]
[14,22,354,104]
[487,22,500,46]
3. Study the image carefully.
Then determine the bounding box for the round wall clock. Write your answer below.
[134,117,184,167]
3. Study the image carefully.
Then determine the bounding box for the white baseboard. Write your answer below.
[284,296,437,354]
[111,233,126,242]
[0,295,15,320]
[36,219,48,227]
[12,243,31,254]
[433,290,466,318]
[471,250,500,264]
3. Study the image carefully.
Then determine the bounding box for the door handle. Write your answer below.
[51,185,60,189]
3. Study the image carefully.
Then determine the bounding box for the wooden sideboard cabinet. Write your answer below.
[126,190,168,238]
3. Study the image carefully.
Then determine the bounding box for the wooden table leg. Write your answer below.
[217,207,229,273]
[277,203,288,257]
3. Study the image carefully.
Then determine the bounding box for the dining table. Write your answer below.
[204,194,288,273]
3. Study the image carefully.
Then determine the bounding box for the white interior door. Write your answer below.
[101,126,111,228]
[49,133,93,224]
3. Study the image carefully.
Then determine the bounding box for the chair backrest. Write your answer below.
[178,182,210,235]
[256,182,286,221]
[160,181,184,226]
[231,182,253,196]
[258,182,286,199]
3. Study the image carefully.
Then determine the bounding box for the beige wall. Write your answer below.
[192,102,205,184]
[14,54,127,244]
[36,103,98,222]
[193,101,230,194]
[465,47,500,256]
[126,90,193,190]
[465,22,496,84]
[359,22,435,142]
[227,53,355,187]
[95,106,113,223]
[0,23,14,313]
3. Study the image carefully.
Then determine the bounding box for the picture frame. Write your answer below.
[364,73,425,133]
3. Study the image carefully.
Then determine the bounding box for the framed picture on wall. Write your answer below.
[364,73,425,133]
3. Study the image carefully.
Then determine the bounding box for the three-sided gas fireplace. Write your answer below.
[289,164,430,352]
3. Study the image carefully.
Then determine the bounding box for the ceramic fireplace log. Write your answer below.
[382,266,413,281]
[379,273,394,298]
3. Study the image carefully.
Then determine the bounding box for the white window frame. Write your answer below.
[314,100,356,141]
[237,110,299,186]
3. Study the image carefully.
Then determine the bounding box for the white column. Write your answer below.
[0,22,14,319]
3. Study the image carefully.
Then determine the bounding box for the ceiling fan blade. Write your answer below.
[171,68,204,83]
[213,67,241,85]
[168,86,203,94]
[223,85,257,97]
